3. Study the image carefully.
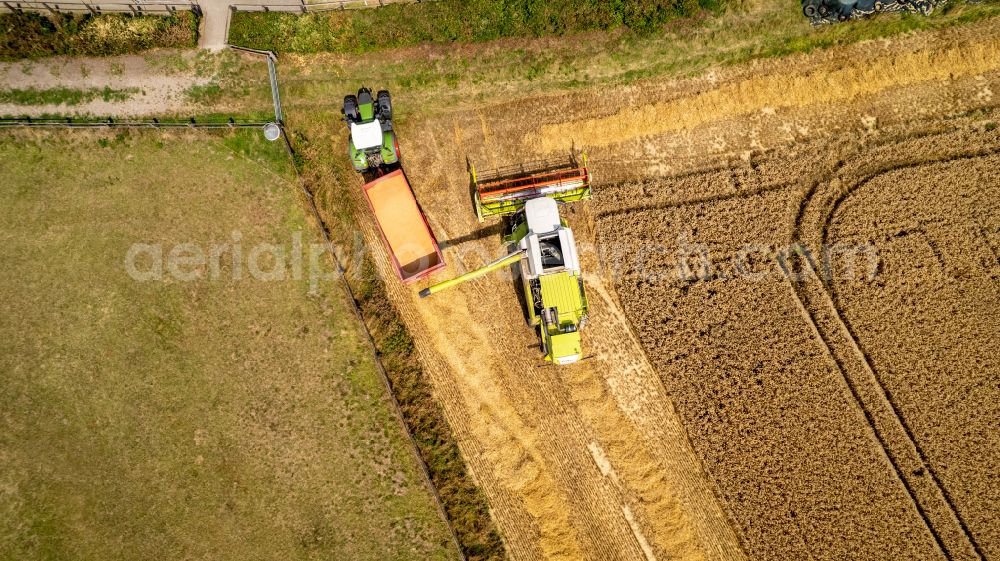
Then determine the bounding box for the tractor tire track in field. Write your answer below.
[798,133,1000,560]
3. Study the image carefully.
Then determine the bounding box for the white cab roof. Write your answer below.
[350,120,383,150]
[524,197,560,234]
[519,198,580,280]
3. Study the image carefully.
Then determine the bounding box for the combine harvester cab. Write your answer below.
[420,154,592,365]
[343,87,445,283]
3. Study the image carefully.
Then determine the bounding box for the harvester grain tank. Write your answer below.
[420,157,592,365]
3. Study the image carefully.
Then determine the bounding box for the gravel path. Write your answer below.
[0,54,219,117]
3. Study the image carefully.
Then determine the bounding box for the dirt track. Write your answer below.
[346,17,1000,561]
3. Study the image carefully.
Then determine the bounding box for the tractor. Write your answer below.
[419,156,592,365]
[342,87,400,173]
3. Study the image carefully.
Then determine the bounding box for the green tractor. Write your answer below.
[419,157,592,365]
[342,87,400,173]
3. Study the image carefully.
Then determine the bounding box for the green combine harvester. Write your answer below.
[420,157,592,365]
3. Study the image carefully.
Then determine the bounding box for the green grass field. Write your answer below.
[0,129,458,561]
[0,86,139,106]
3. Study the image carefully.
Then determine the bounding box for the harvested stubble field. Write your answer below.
[288,14,1000,561]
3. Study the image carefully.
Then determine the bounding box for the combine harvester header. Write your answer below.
[472,154,591,221]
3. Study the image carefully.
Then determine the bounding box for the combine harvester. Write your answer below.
[420,156,592,365]
[342,87,445,283]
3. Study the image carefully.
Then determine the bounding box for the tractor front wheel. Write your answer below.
[343,95,360,122]
[377,90,392,120]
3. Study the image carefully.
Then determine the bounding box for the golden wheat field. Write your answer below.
[594,123,1000,561]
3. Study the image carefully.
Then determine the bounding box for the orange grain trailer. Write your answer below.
[362,170,445,283]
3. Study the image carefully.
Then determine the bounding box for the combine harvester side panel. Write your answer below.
[363,170,445,283]
[473,154,591,221]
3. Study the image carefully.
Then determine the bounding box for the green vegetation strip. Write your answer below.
[290,134,507,559]
[229,0,723,53]
[229,0,1000,88]
[352,256,507,561]
[0,86,140,106]
[0,12,198,60]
